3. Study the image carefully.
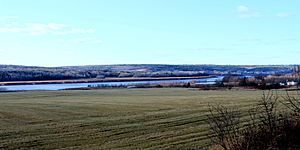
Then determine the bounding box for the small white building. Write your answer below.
[287,81,298,86]
[279,82,286,86]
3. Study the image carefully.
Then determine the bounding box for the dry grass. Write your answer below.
[0,88,268,149]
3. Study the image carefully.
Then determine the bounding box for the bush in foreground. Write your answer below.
[207,91,300,150]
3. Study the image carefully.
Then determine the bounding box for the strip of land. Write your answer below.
[0,76,211,86]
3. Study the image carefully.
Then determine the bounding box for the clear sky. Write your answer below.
[0,0,299,66]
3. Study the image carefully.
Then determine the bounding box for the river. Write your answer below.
[0,76,223,91]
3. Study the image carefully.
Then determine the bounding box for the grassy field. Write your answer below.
[0,88,269,149]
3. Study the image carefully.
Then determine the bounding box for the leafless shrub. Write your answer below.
[257,91,279,134]
[282,90,300,115]
[207,91,300,150]
[206,104,241,150]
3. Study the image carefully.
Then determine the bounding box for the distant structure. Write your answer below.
[287,81,298,86]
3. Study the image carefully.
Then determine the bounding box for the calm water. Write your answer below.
[0,76,223,91]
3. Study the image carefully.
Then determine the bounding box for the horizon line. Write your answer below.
[1,63,299,68]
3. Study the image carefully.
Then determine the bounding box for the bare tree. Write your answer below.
[206,104,241,150]
[257,91,279,134]
[293,65,300,88]
[206,91,300,150]
[282,90,300,114]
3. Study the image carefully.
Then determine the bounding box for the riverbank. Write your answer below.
[0,76,213,86]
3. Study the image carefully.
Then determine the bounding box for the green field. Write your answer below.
[0,88,266,149]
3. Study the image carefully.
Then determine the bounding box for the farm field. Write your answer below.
[0,88,272,149]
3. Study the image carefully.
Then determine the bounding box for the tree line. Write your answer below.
[0,64,293,82]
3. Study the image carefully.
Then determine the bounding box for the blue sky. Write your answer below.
[0,0,299,66]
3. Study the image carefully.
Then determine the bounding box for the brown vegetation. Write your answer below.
[207,91,300,150]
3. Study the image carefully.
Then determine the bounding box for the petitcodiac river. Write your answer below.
[0,76,223,91]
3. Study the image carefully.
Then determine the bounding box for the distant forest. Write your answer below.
[0,64,294,82]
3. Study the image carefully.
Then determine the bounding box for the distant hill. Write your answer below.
[0,64,295,82]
